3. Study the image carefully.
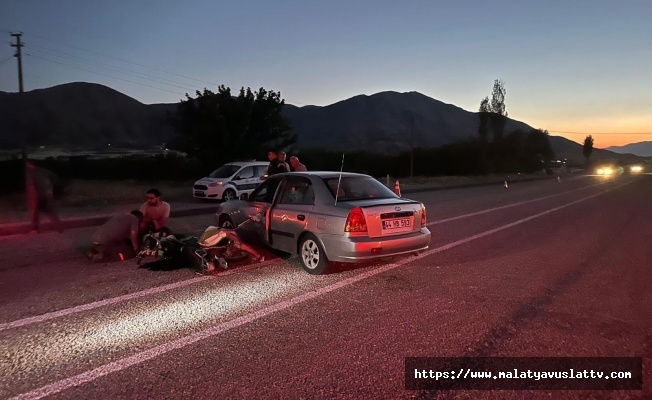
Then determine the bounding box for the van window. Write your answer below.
[237,166,255,179]
[255,165,268,177]
[209,164,241,178]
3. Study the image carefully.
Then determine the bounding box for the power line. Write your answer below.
[27,32,218,87]
[16,30,314,106]
[549,130,652,135]
[26,30,318,106]
[26,53,186,96]
[29,46,198,91]
[0,55,14,67]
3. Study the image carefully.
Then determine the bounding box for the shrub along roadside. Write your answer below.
[0,137,550,195]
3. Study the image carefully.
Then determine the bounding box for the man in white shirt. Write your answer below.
[139,188,171,235]
[289,156,307,172]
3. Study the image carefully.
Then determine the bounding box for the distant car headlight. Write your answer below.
[630,165,643,173]
[596,168,605,175]
[604,167,613,175]
[208,181,224,187]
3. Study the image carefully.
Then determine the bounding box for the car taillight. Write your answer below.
[421,204,427,226]
[345,207,367,232]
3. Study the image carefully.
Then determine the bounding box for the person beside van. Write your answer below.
[266,151,281,176]
[290,156,307,172]
[277,151,291,173]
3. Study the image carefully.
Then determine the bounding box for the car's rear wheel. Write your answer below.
[222,189,236,201]
[298,233,330,275]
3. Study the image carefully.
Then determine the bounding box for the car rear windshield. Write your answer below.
[322,176,397,201]
[209,164,242,178]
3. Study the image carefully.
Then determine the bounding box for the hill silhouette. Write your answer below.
[0,82,176,149]
[0,82,640,163]
[606,141,652,157]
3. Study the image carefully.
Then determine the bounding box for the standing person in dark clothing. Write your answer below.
[266,150,282,176]
[277,151,291,173]
[88,210,143,262]
[25,161,63,233]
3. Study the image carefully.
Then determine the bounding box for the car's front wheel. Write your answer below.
[222,189,236,201]
[298,233,331,275]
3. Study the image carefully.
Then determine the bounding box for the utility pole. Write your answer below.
[10,32,26,162]
[10,33,24,93]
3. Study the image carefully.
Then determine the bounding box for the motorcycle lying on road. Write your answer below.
[135,220,260,274]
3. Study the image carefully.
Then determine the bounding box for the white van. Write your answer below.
[193,161,269,201]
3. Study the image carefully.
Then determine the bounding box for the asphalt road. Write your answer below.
[1,174,650,400]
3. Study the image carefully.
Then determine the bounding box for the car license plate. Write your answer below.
[194,191,205,196]
[381,218,412,234]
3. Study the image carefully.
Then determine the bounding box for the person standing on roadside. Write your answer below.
[25,160,63,233]
[277,151,291,173]
[290,156,307,172]
[88,210,143,262]
[266,150,282,176]
[139,188,171,236]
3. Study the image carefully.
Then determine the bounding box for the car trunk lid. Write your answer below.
[348,199,424,238]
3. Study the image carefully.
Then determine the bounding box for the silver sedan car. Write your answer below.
[214,171,431,274]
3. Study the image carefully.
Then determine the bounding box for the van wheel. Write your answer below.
[298,233,331,275]
[222,189,236,201]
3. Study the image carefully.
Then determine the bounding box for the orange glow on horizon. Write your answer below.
[523,112,652,149]
[553,133,652,149]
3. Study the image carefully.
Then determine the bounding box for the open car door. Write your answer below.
[269,176,315,254]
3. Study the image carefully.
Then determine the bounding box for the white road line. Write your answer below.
[427,179,607,226]
[10,176,636,400]
[0,260,274,332]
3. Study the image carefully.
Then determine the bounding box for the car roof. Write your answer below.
[224,161,269,167]
[273,171,371,179]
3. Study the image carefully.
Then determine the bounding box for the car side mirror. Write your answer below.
[239,193,249,200]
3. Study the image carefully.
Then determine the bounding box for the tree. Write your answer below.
[583,135,594,165]
[489,80,508,142]
[524,129,554,171]
[477,80,508,173]
[170,85,295,166]
[478,97,492,173]
[478,97,491,144]
[478,80,507,143]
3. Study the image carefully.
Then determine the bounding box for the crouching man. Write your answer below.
[139,188,171,237]
[88,210,143,263]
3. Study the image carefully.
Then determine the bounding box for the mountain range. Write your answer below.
[0,82,644,163]
[606,141,652,157]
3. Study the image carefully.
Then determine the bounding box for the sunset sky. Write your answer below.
[1,0,650,148]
